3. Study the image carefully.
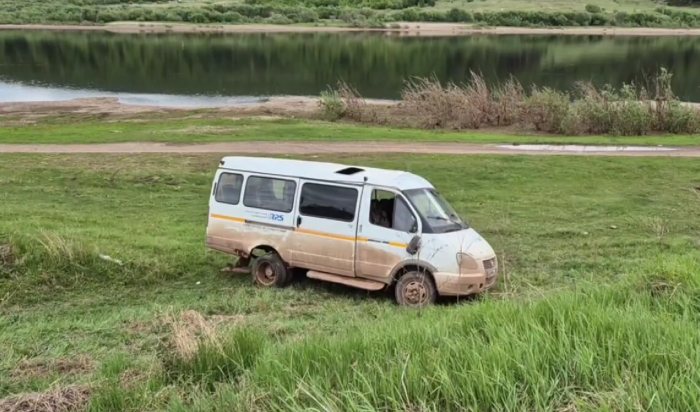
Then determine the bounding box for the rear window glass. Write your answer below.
[215,173,244,205]
[243,176,296,213]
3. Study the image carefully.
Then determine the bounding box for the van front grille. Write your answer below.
[483,258,496,270]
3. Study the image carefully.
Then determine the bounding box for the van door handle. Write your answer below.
[297,216,302,227]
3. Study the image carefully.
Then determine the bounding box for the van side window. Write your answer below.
[369,190,416,232]
[215,173,244,205]
[300,183,358,222]
[243,176,296,213]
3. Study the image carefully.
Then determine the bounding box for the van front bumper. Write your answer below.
[433,271,498,296]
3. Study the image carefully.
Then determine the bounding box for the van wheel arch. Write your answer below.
[391,262,437,285]
[250,245,279,259]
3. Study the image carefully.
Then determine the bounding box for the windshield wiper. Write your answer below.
[426,215,450,221]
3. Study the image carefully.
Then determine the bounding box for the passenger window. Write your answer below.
[215,173,244,205]
[370,190,417,232]
[299,183,358,222]
[243,176,296,213]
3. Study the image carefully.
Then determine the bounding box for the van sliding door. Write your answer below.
[290,181,363,277]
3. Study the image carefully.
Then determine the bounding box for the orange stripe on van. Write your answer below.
[210,214,245,223]
[388,242,408,248]
[296,228,357,242]
[210,215,407,248]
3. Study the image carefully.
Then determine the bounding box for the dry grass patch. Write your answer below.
[157,309,265,386]
[165,309,222,362]
[319,68,700,136]
[10,357,93,381]
[0,386,91,412]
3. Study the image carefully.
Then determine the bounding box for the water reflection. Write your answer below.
[0,30,699,102]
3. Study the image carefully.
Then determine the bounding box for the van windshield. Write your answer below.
[403,188,468,233]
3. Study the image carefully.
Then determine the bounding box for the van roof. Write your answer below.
[220,156,433,190]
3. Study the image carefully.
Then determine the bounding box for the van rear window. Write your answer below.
[243,176,296,213]
[215,173,244,205]
[300,183,358,222]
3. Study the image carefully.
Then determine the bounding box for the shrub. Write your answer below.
[663,102,700,134]
[523,87,571,133]
[446,8,472,22]
[318,68,700,136]
[401,76,454,129]
[585,4,602,13]
[318,88,346,121]
[295,8,319,22]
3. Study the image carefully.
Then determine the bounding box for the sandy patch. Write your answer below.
[2,23,700,37]
[0,96,328,122]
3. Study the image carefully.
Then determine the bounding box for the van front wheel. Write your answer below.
[395,271,436,308]
[252,253,290,288]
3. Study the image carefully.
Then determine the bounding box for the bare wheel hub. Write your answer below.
[404,281,427,304]
[256,262,276,285]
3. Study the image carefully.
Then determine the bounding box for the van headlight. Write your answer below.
[456,252,478,271]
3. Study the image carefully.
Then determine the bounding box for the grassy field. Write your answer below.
[2,149,700,411]
[433,0,670,12]
[1,0,699,27]
[2,116,700,146]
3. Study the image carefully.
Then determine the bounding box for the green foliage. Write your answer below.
[665,0,700,5]
[318,88,346,120]
[0,0,699,26]
[585,3,602,13]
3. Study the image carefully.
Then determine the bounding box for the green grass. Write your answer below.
[1,0,700,27]
[2,117,700,145]
[1,152,700,410]
[433,0,700,13]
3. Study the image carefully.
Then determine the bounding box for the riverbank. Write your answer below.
[2,94,700,146]
[4,22,700,36]
[2,101,700,147]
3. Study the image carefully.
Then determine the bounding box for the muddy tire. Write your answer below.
[394,271,437,308]
[252,253,290,288]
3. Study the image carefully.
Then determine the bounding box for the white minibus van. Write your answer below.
[206,156,498,307]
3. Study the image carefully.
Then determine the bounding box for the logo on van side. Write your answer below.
[247,210,285,223]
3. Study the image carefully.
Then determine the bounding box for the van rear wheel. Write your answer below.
[395,271,436,308]
[252,253,290,288]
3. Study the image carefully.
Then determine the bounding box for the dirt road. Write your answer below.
[2,142,700,157]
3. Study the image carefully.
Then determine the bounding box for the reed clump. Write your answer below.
[320,68,700,136]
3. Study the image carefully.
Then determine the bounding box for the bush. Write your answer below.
[319,68,700,136]
[523,87,571,133]
[318,88,346,121]
[296,8,319,22]
[585,4,602,13]
[446,8,472,23]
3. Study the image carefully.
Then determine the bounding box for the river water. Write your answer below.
[1,30,700,106]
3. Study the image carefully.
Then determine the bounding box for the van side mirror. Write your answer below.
[406,235,421,255]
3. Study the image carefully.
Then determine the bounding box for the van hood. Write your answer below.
[423,228,495,260]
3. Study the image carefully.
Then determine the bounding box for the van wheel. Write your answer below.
[395,271,436,308]
[252,253,290,288]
